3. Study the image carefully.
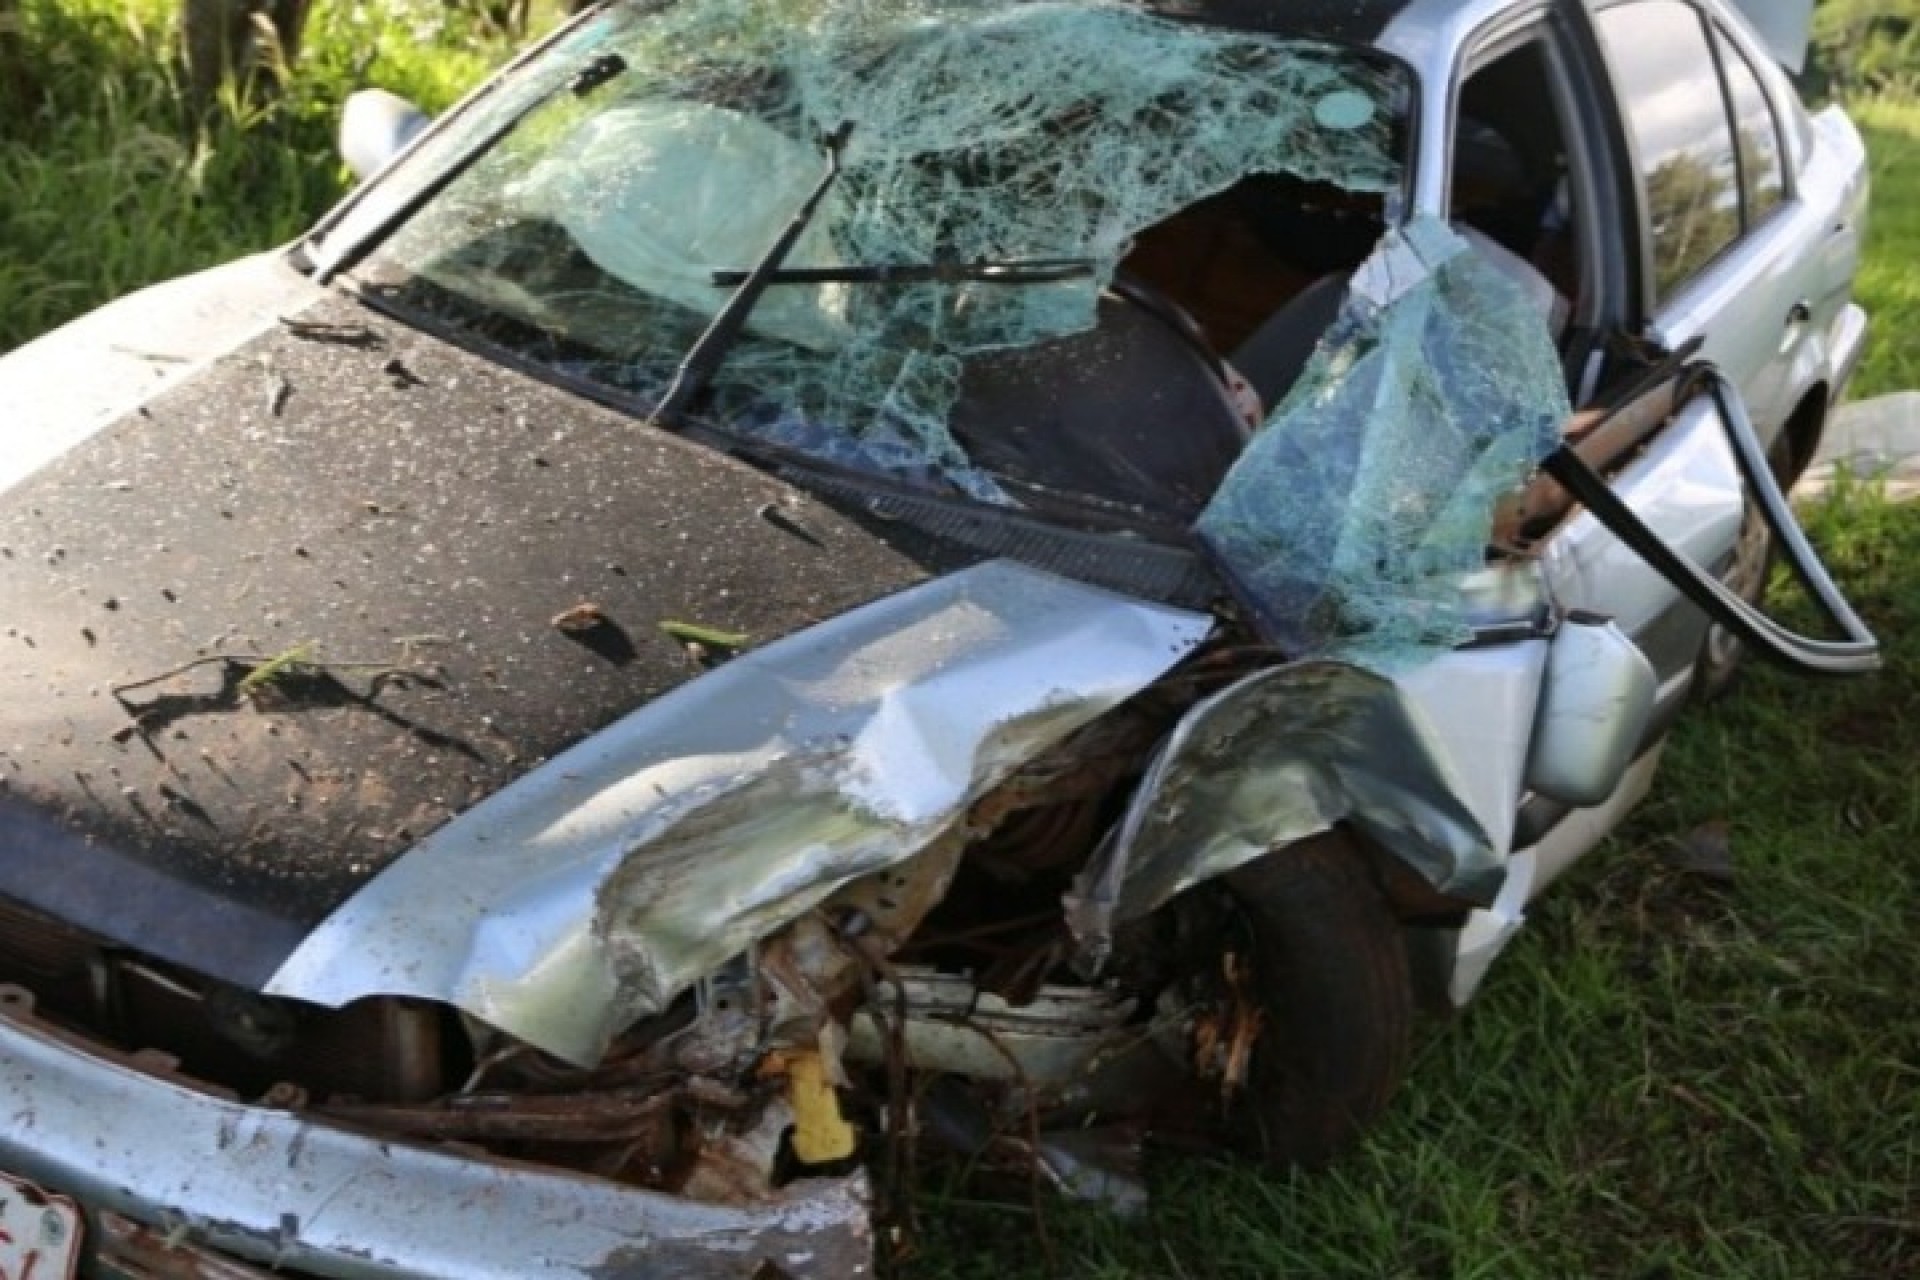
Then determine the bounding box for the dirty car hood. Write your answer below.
[0,277,934,988]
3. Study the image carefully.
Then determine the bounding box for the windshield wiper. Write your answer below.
[707,258,1095,287]
[648,121,855,429]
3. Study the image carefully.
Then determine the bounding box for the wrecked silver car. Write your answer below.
[0,0,1879,1274]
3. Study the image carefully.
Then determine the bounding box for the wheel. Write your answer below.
[1213,832,1413,1168]
[1695,405,1819,701]
[1693,483,1774,701]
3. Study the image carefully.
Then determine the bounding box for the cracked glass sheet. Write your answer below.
[1196,217,1569,669]
[268,563,1211,1065]
[368,0,1405,499]
[1066,660,1505,966]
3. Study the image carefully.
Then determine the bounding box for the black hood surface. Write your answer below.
[0,290,932,985]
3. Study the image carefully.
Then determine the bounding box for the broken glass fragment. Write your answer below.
[1196,217,1570,669]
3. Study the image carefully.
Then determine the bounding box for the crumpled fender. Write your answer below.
[1066,648,1547,968]
[268,561,1212,1065]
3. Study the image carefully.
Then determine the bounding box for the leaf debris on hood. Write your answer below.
[552,602,612,632]
[657,619,750,650]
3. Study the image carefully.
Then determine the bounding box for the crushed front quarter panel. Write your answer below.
[1067,650,1538,966]
[269,561,1211,1064]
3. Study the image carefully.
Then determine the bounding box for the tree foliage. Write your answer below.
[0,0,27,114]
[179,0,311,102]
[1809,0,1920,95]
[176,0,596,104]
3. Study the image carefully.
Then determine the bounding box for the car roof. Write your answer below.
[1146,0,1415,44]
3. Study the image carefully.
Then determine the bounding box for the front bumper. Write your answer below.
[0,999,870,1279]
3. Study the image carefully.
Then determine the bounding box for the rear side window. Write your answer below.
[1714,26,1785,223]
[1596,1,1739,299]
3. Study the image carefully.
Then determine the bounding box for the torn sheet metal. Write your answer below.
[1448,848,1536,1004]
[1067,658,1515,967]
[1197,217,1569,670]
[269,561,1210,1065]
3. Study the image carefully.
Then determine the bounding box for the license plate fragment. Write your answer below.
[0,1171,80,1280]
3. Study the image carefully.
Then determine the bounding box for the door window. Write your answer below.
[1713,26,1786,224]
[1595,1,1740,299]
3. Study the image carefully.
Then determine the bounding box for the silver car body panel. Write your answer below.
[0,1006,872,1279]
[1426,0,1864,1009]
[1540,392,1746,703]
[0,253,323,496]
[268,561,1212,1064]
[1649,126,1866,446]
[1522,741,1665,898]
[1448,740,1664,1001]
[1066,642,1548,962]
[1387,0,1862,447]
[1376,0,1540,218]
[1393,639,1549,853]
[1829,299,1870,399]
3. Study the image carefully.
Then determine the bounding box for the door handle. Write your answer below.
[1779,301,1812,355]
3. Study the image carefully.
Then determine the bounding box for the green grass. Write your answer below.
[1851,96,1920,398]
[0,0,524,353]
[0,7,1916,1277]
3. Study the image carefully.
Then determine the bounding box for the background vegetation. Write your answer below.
[0,0,516,352]
[0,2,1914,1276]
[1809,0,1920,97]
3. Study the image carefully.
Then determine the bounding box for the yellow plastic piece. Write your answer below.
[785,1049,856,1164]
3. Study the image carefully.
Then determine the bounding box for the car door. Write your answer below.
[1586,0,1863,452]
[1439,5,1745,706]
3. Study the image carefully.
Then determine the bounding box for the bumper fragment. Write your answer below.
[0,1005,870,1279]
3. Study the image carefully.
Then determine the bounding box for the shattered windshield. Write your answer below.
[350,0,1411,504]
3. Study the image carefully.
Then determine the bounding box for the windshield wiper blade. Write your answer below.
[648,121,855,429]
[707,257,1096,287]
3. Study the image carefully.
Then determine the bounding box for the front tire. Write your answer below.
[1693,483,1774,701]
[1218,832,1413,1168]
